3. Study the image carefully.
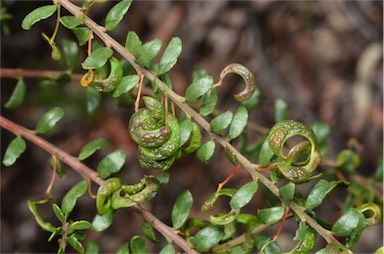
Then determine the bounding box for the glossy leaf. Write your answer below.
[241,88,260,111]
[35,107,64,134]
[72,27,91,46]
[274,99,288,122]
[159,244,175,254]
[137,39,162,67]
[258,206,285,224]
[60,15,83,29]
[91,209,114,232]
[210,110,233,134]
[196,140,215,164]
[256,235,281,254]
[158,37,182,74]
[21,5,57,30]
[105,0,132,31]
[68,234,85,254]
[142,221,158,243]
[332,208,366,240]
[116,243,129,254]
[305,180,339,210]
[52,203,66,223]
[70,220,91,232]
[259,137,274,167]
[228,106,248,140]
[185,75,214,103]
[279,182,295,203]
[4,79,26,109]
[85,240,99,254]
[130,236,147,254]
[190,226,223,252]
[172,190,193,229]
[230,182,258,210]
[2,137,26,167]
[112,75,140,97]
[78,138,108,161]
[86,87,101,115]
[97,149,126,179]
[179,119,194,147]
[61,180,88,214]
[62,38,79,70]
[125,31,142,58]
[200,88,218,116]
[82,47,113,69]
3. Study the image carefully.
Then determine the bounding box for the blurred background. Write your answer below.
[1,0,382,253]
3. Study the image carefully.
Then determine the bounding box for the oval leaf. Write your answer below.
[228,106,248,140]
[82,47,113,69]
[142,221,158,243]
[197,140,215,164]
[137,39,162,67]
[210,110,233,134]
[279,182,295,203]
[52,203,66,223]
[62,38,79,70]
[2,137,26,167]
[105,0,132,31]
[70,220,91,231]
[258,206,285,224]
[159,244,175,254]
[305,180,339,210]
[130,235,147,254]
[125,31,142,58]
[185,75,213,103]
[158,37,182,74]
[68,235,85,254]
[172,190,193,229]
[86,87,101,115]
[22,5,57,30]
[97,149,126,179]
[60,15,83,29]
[190,225,223,252]
[36,107,64,134]
[332,208,366,238]
[112,75,140,97]
[72,27,91,46]
[4,79,26,109]
[78,138,109,161]
[116,243,129,254]
[85,240,99,254]
[258,137,274,167]
[200,88,218,116]
[230,182,258,210]
[91,209,114,232]
[61,180,88,214]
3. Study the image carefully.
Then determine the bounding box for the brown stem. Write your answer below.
[0,68,83,81]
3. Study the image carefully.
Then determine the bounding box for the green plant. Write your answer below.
[1,1,382,253]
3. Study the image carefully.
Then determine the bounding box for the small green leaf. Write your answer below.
[172,190,193,229]
[70,220,91,231]
[190,225,223,252]
[228,106,248,140]
[197,140,215,164]
[305,180,339,210]
[210,110,233,134]
[61,180,88,214]
[311,121,330,155]
[142,221,158,243]
[78,138,109,161]
[116,243,129,254]
[137,39,162,67]
[179,119,194,147]
[4,79,26,109]
[82,47,113,69]
[27,200,56,232]
[259,137,274,167]
[105,0,132,31]
[200,88,218,116]
[241,89,260,111]
[72,27,91,46]
[60,15,83,29]
[62,38,79,70]
[112,75,140,97]
[258,206,285,224]
[91,209,114,232]
[125,31,142,58]
[86,87,101,115]
[158,37,182,74]
[68,234,85,254]
[2,137,26,167]
[130,236,147,254]
[21,5,57,30]
[185,75,213,103]
[97,149,126,179]
[85,240,99,254]
[230,182,258,210]
[159,244,175,254]
[332,208,366,246]
[52,203,66,223]
[279,182,295,203]
[274,99,288,122]
[35,107,64,134]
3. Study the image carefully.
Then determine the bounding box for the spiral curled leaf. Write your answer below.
[287,222,317,254]
[356,203,382,226]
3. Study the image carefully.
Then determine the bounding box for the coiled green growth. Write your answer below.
[129,96,181,170]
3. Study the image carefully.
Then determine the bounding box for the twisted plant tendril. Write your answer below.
[129,96,180,170]
[287,223,317,254]
[80,56,123,92]
[214,63,257,102]
[266,120,322,183]
[356,203,382,226]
